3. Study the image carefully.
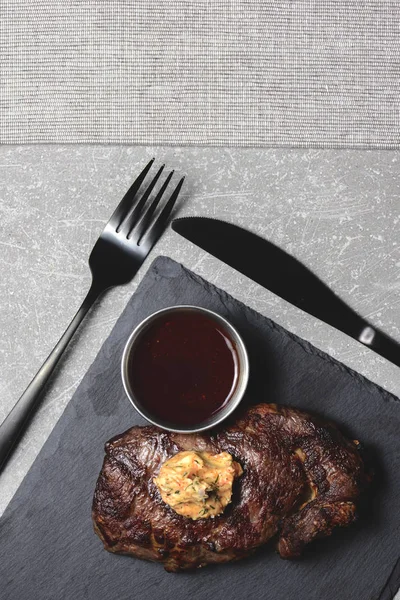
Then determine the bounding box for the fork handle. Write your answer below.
[0,281,102,472]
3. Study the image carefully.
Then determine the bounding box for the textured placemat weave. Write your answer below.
[1,1,399,147]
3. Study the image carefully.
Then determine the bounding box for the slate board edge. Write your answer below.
[379,557,400,600]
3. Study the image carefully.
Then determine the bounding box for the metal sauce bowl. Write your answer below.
[121,305,249,433]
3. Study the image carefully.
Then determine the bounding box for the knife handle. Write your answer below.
[358,325,400,367]
[295,285,400,367]
[305,287,400,367]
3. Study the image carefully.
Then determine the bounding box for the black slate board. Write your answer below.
[1,256,400,600]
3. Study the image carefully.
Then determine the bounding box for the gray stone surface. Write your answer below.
[0,147,399,542]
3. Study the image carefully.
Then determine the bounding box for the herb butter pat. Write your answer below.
[154,450,243,520]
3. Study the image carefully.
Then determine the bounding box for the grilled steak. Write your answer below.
[92,403,369,571]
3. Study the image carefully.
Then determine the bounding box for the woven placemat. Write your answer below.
[1,1,399,147]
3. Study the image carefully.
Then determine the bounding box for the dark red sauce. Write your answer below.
[128,311,238,426]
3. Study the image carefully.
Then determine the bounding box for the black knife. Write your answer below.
[172,217,400,368]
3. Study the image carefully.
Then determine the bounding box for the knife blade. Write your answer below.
[172,217,400,367]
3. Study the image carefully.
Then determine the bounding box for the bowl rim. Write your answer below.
[121,304,249,433]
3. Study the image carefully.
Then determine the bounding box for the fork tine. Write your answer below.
[107,158,154,231]
[119,164,165,237]
[129,170,174,242]
[140,177,185,249]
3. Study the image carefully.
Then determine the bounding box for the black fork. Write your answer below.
[0,159,184,471]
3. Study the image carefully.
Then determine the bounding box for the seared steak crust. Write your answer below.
[92,403,368,571]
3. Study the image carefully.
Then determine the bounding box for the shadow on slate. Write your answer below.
[1,256,399,600]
